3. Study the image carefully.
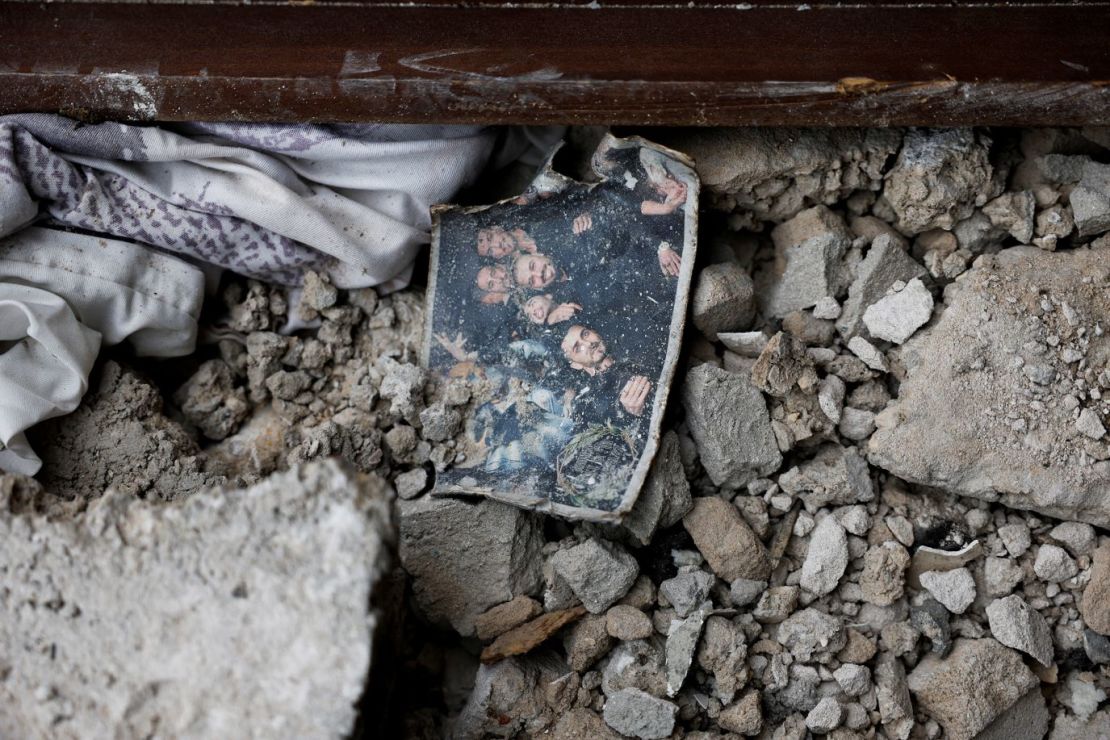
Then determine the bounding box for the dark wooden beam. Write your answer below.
[1,1,1108,125]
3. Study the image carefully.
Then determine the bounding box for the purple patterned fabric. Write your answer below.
[0,115,548,287]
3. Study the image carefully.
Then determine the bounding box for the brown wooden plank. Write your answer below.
[0,2,1107,125]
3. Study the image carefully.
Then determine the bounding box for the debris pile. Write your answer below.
[5,126,1110,738]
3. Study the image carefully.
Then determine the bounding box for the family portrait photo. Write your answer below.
[422,135,699,520]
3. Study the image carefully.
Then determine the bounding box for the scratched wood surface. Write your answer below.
[1,1,1108,125]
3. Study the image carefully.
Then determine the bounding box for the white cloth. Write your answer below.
[0,117,563,288]
[0,227,205,475]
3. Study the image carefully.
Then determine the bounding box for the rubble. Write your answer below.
[718,689,763,735]
[623,431,692,546]
[986,594,1054,666]
[1034,543,1079,582]
[683,496,772,581]
[602,688,677,739]
[1081,542,1110,635]
[691,262,756,339]
[551,538,639,614]
[670,127,900,225]
[658,569,714,618]
[799,515,849,596]
[399,496,544,636]
[681,364,782,489]
[908,638,1039,740]
[882,128,996,235]
[868,247,1110,527]
[14,125,1110,738]
[761,206,852,318]
[606,605,653,641]
[0,461,391,739]
[837,233,928,339]
[919,567,976,614]
[1071,160,1110,236]
[860,277,934,344]
[664,605,709,696]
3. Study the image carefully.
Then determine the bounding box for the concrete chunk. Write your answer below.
[762,206,852,318]
[602,688,677,740]
[837,234,928,339]
[868,247,1110,526]
[683,496,771,582]
[400,496,544,636]
[682,364,782,489]
[861,278,934,344]
[0,461,392,739]
[550,538,639,614]
[907,638,1038,740]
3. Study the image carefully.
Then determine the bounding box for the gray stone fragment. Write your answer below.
[664,604,709,696]
[837,234,928,339]
[778,444,874,511]
[875,653,914,740]
[454,655,566,740]
[550,538,639,614]
[907,638,1038,740]
[882,128,995,235]
[983,190,1036,243]
[867,247,1110,527]
[1071,160,1110,236]
[805,696,843,734]
[659,569,715,618]
[683,496,772,581]
[565,614,614,672]
[1050,521,1097,555]
[681,364,782,489]
[838,407,876,441]
[860,541,911,606]
[777,607,845,662]
[400,496,543,636]
[753,585,799,623]
[719,332,771,362]
[602,688,677,740]
[762,206,852,318]
[986,594,1054,666]
[800,515,849,596]
[998,523,1032,557]
[862,278,934,345]
[695,616,749,703]
[729,577,768,607]
[832,664,871,697]
[601,639,666,698]
[919,567,976,614]
[984,556,1024,597]
[1076,407,1106,440]
[910,598,952,655]
[692,262,756,339]
[719,689,763,736]
[1082,543,1110,635]
[974,687,1050,740]
[623,431,692,546]
[394,468,428,500]
[1084,628,1110,664]
[1034,543,1078,582]
[846,336,888,372]
[0,461,391,740]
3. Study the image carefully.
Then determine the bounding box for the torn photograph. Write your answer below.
[421,135,699,521]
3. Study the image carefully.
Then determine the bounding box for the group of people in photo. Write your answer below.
[427,139,693,510]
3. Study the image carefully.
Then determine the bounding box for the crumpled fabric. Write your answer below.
[0,115,561,288]
[0,227,204,475]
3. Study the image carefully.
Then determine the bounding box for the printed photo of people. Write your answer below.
[422,135,699,520]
